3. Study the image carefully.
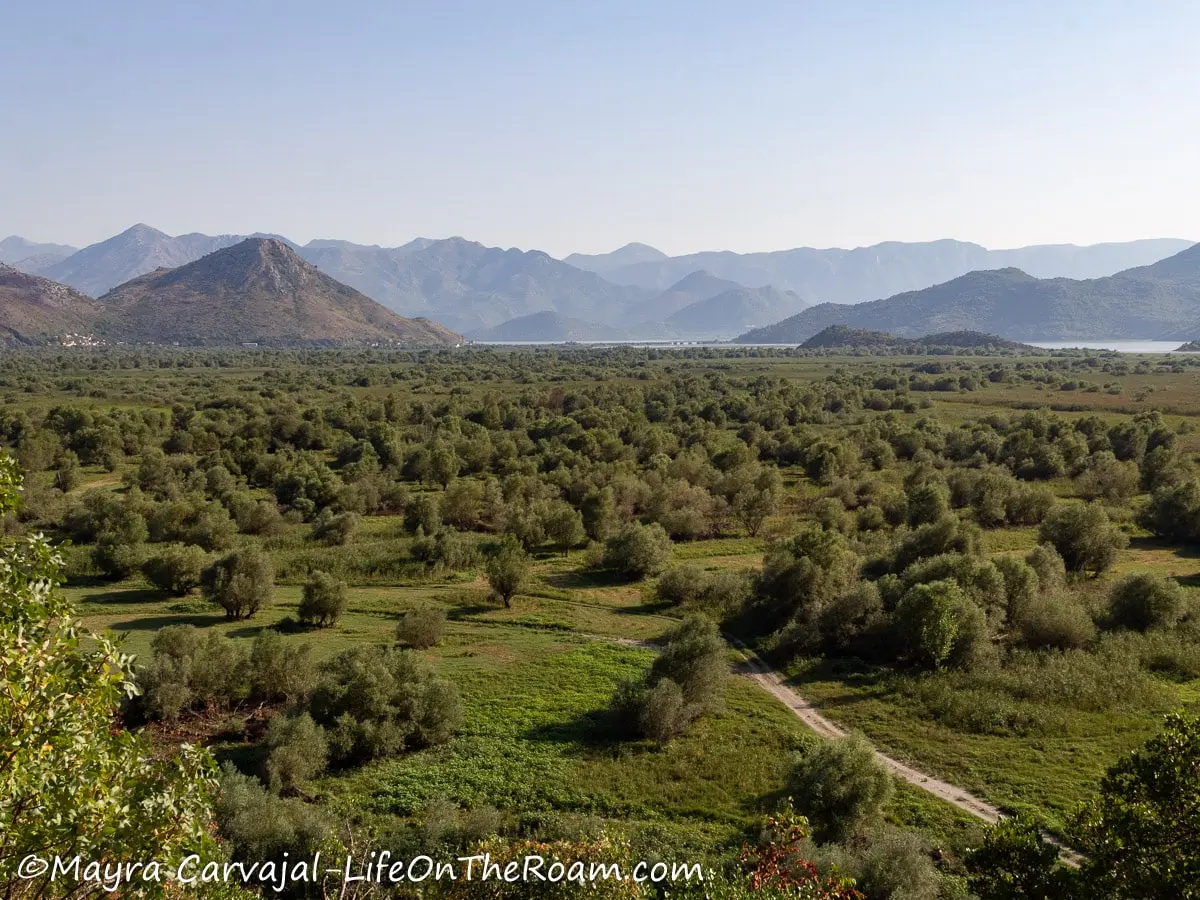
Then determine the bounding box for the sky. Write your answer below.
[3,0,1199,257]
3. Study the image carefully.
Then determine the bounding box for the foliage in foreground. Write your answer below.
[0,455,229,897]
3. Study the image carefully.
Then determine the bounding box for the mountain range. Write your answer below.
[735,243,1200,344]
[3,226,1193,342]
[566,239,1194,303]
[0,239,460,347]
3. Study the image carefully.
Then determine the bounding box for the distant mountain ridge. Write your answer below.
[3,225,1194,343]
[735,243,1200,343]
[571,238,1194,306]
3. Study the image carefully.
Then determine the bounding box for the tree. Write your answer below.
[298,570,347,627]
[1073,711,1200,897]
[542,500,586,555]
[0,455,224,894]
[201,546,275,620]
[893,580,965,670]
[141,542,208,596]
[485,535,529,608]
[1038,502,1128,577]
[396,602,447,648]
[788,733,894,842]
[966,816,1074,900]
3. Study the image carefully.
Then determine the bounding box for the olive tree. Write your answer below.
[201,546,275,620]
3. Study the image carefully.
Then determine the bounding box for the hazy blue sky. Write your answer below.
[4,0,1198,256]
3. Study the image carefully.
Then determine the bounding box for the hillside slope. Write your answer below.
[735,245,1200,342]
[97,239,461,346]
[0,264,104,344]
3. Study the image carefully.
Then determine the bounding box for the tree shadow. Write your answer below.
[1127,535,1200,560]
[109,612,227,631]
[524,709,627,753]
[81,587,163,605]
[543,569,632,590]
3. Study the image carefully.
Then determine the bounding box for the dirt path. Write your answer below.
[727,640,1006,822]
[727,638,1082,865]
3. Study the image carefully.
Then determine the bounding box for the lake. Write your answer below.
[1027,340,1184,353]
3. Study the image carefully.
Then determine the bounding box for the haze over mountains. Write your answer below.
[736,243,1200,344]
[1,224,1197,344]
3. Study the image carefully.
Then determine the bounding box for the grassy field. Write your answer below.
[16,345,1198,872]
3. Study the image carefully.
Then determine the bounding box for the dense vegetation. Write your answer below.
[2,343,1198,898]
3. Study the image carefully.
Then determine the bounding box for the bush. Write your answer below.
[265,713,328,794]
[892,580,968,670]
[649,614,728,715]
[412,528,481,571]
[602,521,674,580]
[1038,502,1127,576]
[141,543,207,596]
[308,646,462,764]
[311,508,359,546]
[92,535,146,579]
[215,766,335,866]
[396,603,447,649]
[136,626,247,719]
[404,493,442,535]
[201,547,275,620]
[298,571,347,627]
[1025,543,1067,593]
[1108,574,1186,632]
[247,630,318,704]
[656,565,749,617]
[788,733,894,842]
[1014,592,1096,650]
[637,678,690,744]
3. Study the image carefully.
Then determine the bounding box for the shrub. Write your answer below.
[265,713,328,794]
[1076,451,1140,504]
[404,493,442,535]
[485,534,529,608]
[396,603,447,649]
[788,733,894,842]
[215,766,335,865]
[412,528,481,571]
[601,521,674,580]
[247,630,318,704]
[637,678,690,744]
[311,508,360,546]
[141,543,207,596]
[298,571,347,627]
[1108,574,1186,632]
[1025,543,1067,593]
[136,626,246,719]
[308,646,462,764]
[92,535,146,579]
[236,499,288,536]
[649,614,728,715]
[657,565,749,617]
[201,547,275,620]
[1038,502,1127,576]
[1015,592,1096,650]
